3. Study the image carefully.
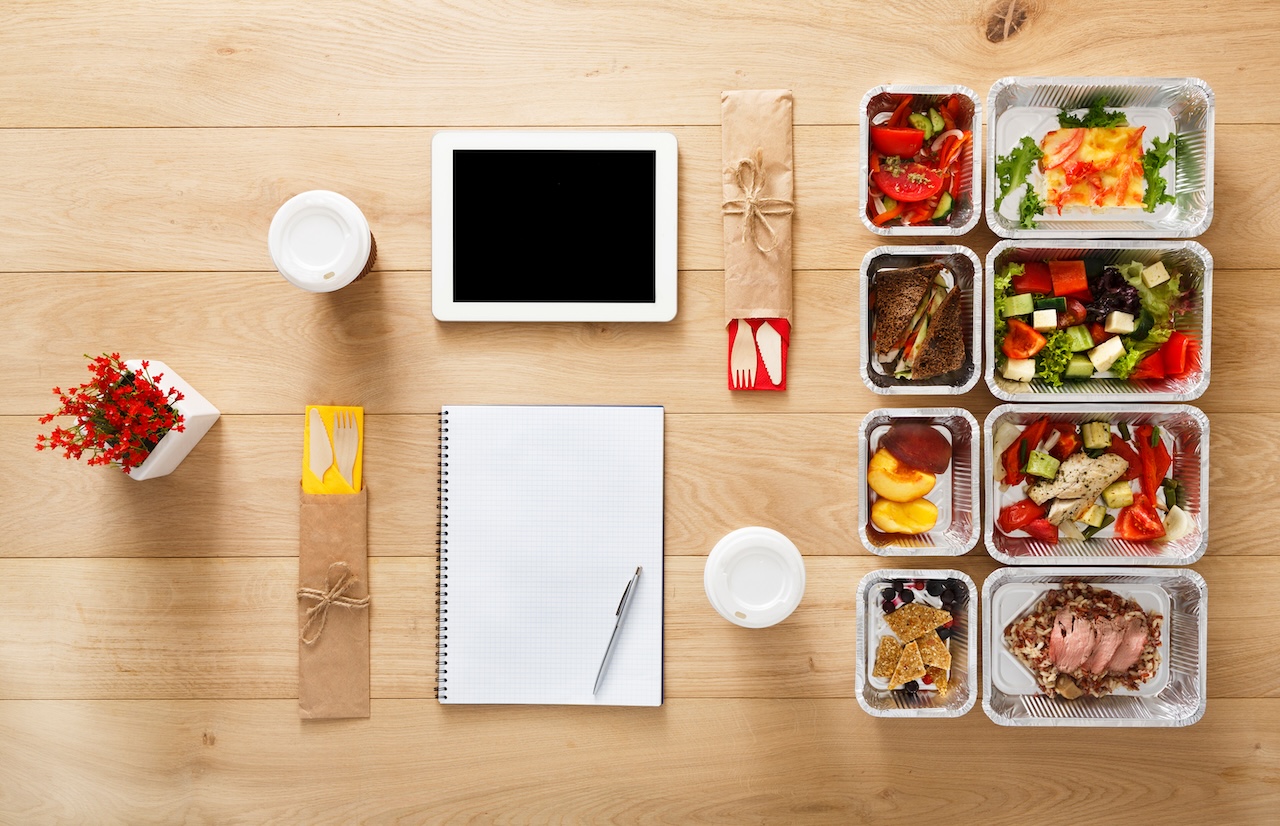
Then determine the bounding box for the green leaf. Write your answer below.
[1018,187,1045,229]
[995,136,1044,211]
[1058,97,1129,128]
[1035,331,1075,387]
[1142,133,1178,212]
[993,264,1020,340]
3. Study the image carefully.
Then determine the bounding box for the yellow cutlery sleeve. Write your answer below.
[302,405,364,494]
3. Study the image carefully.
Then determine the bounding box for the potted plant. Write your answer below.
[35,353,219,480]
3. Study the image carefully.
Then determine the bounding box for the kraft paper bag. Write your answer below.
[298,487,370,719]
[722,88,794,324]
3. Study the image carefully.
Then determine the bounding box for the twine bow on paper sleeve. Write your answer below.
[722,149,795,254]
[297,561,371,646]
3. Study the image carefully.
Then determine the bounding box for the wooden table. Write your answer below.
[3,2,1277,822]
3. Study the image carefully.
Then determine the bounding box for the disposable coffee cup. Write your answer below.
[704,526,805,628]
[269,190,376,292]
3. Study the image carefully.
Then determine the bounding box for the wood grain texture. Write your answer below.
[0,126,1273,274]
[2,1,1277,127]
[0,697,1276,825]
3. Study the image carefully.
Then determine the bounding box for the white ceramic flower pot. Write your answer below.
[122,359,220,480]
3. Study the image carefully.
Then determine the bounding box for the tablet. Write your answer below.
[432,131,678,322]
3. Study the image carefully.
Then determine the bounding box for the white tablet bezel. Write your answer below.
[432,130,678,322]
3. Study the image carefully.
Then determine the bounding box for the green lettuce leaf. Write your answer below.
[1142,133,1178,212]
[1036,331,1074,387]
[995,137,1043,211]
[1117,261,1183,324]
[1058,98,1128,128]
[1018,187,1045,229]
[993,263,1020,341]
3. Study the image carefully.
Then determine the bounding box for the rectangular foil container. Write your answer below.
[984,404,1209,565]
[856,569,977,718]
[985,76,1214,238]
[985,240,1212,402]
[859,408,979,556]
[861,245,981,395]
[983,567,1207,727]
[859,84,982,236]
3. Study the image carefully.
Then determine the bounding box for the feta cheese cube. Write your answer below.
[1142,261,1171,289]
[1104,310,1136,335]
[1089,336,1126,372]
[1032,309,1057,332]
[1002,357,1037,382]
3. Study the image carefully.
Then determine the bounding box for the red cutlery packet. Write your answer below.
[727,318,789,391]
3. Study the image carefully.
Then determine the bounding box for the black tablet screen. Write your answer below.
[452,150,656,303]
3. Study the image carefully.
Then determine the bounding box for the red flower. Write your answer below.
[35,354,185,472]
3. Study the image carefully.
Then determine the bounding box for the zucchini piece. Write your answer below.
[1079,503,1107,528]
[1102,480,1135,509]
[1063,324,1095,353]
[1024,450,1060,480]
[1034,296,1068,313]
[1002,293,1035,317]
[1081,421,1111,451]
[1082,513,1116,540]
[1064,354,1095,380]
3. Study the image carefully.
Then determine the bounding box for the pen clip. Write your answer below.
[615,580,633,615]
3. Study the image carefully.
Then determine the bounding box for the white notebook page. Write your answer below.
[439,405,663,705]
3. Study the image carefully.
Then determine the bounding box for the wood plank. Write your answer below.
[0,555,1261,701]
[4,411,1269,558]
[0,125,1271,274]
[0,697,1276,824]
[1,1,1276,127]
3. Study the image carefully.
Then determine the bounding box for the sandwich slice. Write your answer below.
[873,264,939,359]
[911,286,965,380]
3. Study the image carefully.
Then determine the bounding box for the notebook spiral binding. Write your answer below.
[436,410,449,700]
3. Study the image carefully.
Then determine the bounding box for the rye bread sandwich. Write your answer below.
[872,263,965,381]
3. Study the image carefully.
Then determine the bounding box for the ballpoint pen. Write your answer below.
[593,566,642,695]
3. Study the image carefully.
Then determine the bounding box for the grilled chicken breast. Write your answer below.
[1027,452,1129,507]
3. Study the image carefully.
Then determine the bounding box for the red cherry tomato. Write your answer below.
[1001,318,1048,360]
[1057,297,1088,328]
[871,161,944,203]
[869,126,925,157]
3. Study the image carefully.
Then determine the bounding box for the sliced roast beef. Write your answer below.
[1082,617,1124,674]
[1106,615,1150,674]
[1049,610,1096,673]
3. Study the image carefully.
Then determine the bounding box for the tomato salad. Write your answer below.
[867,94,973,228]
[993,417,1193,545]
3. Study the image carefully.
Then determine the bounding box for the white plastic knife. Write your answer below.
[755,320,783,385]
[308,408,334,483]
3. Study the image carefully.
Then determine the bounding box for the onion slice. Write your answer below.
[931,129,965,154]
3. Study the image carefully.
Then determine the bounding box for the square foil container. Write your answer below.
[985,76,1214,238]
[985,240,1212,402]
[856,569,977,718]
[860,245,981,395]
[859,84,982,236]
[983,567,1207,727]
[859,408,979,556]
[984,404,1209,565]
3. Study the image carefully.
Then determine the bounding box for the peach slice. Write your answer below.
[867,448,936,502]
[870,497,939,535]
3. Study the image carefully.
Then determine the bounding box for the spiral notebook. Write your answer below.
[438,405,664,706]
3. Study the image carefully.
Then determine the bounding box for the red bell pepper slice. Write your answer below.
[1048,260,1090,297]
[1012,261,1053,295]
[1115,494,1165,541]
[1021,518,1059,544]
[998,500,1046,534]
[1134,425,1162,503]
[886,95,914,128]
[1108,434,1143,481]
[1130,352,1166,381]
[872,200,906,226]
[1161,330,1191,378]
[1001,416,1050,486]
[939,103,957,133]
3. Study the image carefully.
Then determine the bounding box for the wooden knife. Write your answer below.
[308,408,334,483]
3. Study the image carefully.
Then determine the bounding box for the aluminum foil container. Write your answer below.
[984,404,1209,565]
[860,408,979,556]
[860,245,981,395]
[985,240,1212,402]
[859,84,982,236]
[986,76,1214,238]
[983,567,1207,727]
[856,569,977,718]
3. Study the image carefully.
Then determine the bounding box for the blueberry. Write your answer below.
[903,680,919,693]
[940,593,955,609]
[937,627,952,641]
[898,589,915,604]
[881,599,896,613]
[925,580,945,596]
[881,587,896,601]
[892,579,905,591]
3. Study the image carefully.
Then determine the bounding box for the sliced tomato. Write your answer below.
[1115,494,1165,541]
[1057,297,1089,328]
[1012,261,1053,294]
[871,161,944,203]
[1130,352,1166,381]
[998,500,1046,534]
[1021,518,1059,544]
[870,126,925,157]
[1041,128,1084,170]
[1002,318,1048,360]
[1109,434,1143,481]
[1048,423,1081,461]
[1089,322,1110,346]
[1048,260,1090,297]
[1161,331,1191,378]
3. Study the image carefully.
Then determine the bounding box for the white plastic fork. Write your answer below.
[730,318,757,390]
[333,410,359,489]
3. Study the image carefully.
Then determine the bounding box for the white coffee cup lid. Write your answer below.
[269,190,372,292]
[704,527,805,628]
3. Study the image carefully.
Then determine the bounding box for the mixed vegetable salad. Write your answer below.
[867,94,972,227]
[993,257,1196,387]
[994,416,1193,545]
[995,97,1177,229]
